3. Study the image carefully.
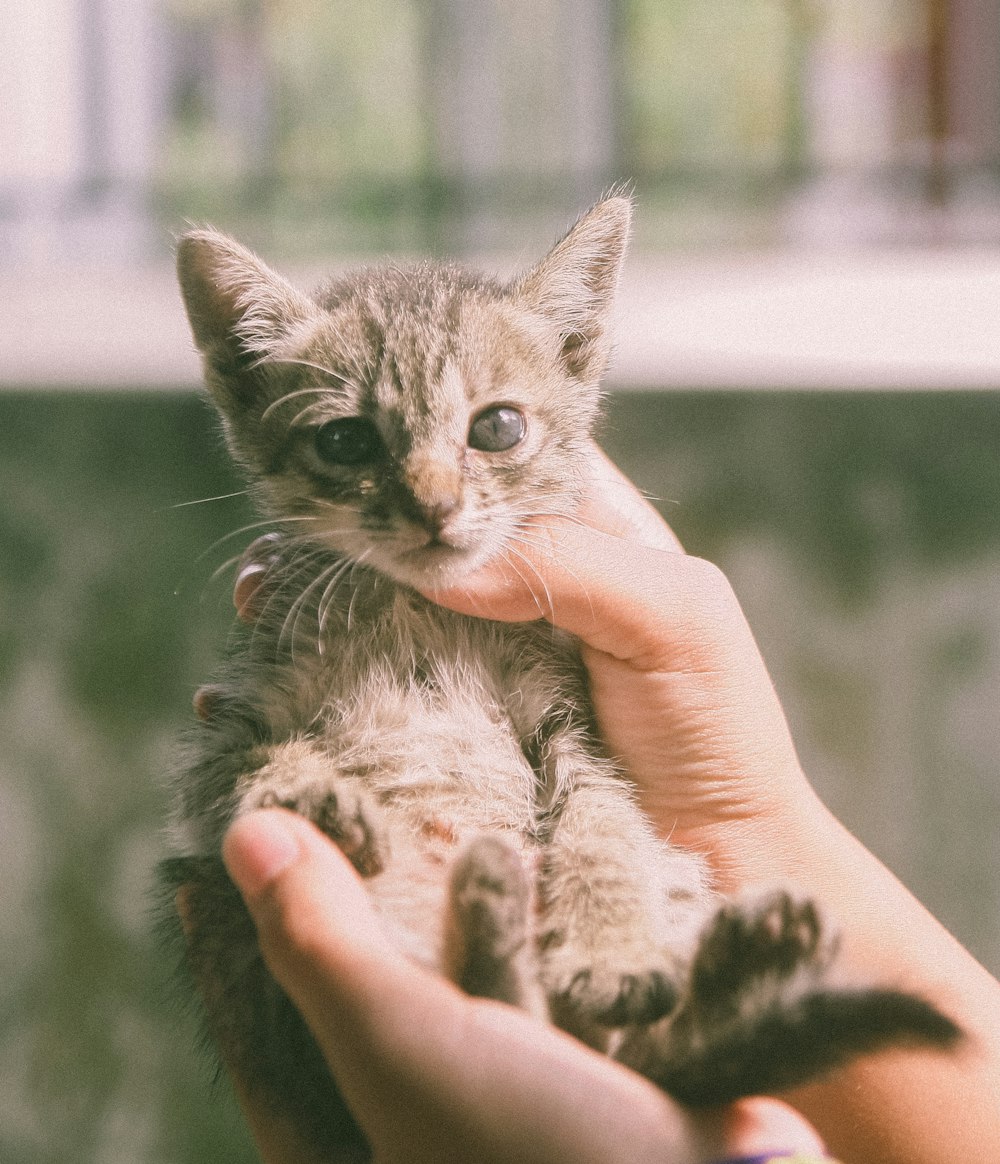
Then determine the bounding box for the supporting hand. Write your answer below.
[223,807,828,1164]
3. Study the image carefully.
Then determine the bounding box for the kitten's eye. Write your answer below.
[314,417,381,466]
[468,406,526,453]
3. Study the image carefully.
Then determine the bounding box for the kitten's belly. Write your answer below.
[316,671,538,831]
[312,674,539,968]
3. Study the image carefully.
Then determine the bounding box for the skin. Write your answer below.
[224,809,824,1164]
[215,449,1000,1163]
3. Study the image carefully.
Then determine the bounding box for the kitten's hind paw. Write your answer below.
[688,891,828,1007]
[627,984,961,1107]
[450,836,530,964]
[617,890,962,1104]
[447,836,546,1015]
[543,945,679,1028]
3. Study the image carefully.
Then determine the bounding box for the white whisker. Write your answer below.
[176,517,314,601]
[274,553,339,655]
[346,550,373,633]
[192,515,321,570]
[289,400,331,428]
[500,544,555,622]
[170,490,249,509]
[240,541,338,654]
[509,529,596,626]
[316,558,358,647]
[255,355,343,380]
[261,386,336,423]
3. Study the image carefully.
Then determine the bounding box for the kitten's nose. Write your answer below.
[404,455,463,536]
[417,494,460,536]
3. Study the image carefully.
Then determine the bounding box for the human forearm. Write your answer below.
[710,791,1000,1164]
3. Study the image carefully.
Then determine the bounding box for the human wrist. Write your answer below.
[662,767,833,897]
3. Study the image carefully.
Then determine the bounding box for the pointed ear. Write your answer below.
[516,195,632,382]
[176,228,319,393]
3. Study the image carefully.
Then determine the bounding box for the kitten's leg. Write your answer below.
[617,890,961,1103]
[445,835,548,1018]
[538,757,710,1034]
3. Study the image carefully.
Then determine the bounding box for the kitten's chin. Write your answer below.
[383,541,492,589]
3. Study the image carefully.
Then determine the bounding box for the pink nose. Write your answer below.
[405,455,463,535]
[418,494,460,535]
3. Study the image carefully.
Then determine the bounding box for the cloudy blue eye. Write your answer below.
[468,406,526,453]
[314,417,381,465]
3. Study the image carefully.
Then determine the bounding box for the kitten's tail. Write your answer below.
[620,987,961,1106]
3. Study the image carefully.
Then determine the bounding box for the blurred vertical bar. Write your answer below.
[421,0,616,251]
[947,0,1000,175]
[555,0,617,201]
[75,0,164,259]
[0,0,164,263]
[422,0,503,248]
[0,0,86,262]
[926,0,950,205]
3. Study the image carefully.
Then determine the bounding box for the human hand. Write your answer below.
[222,807,828,1164]
[412,447,821,885]
[220,451,816,887]
[213,452,1000,1164]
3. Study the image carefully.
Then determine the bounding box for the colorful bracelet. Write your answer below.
[713,1155,835,1164]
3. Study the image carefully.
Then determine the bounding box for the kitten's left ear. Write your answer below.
[516,195,632,383]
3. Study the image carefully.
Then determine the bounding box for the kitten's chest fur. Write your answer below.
[239,567,587,832]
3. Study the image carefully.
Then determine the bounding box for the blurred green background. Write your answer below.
[4,389,1000,1161]
[4,0,1000,1160]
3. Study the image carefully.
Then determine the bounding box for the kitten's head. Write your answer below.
[177,197,630,589]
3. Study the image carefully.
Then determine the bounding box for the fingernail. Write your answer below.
[223,810,301,899]
[234,562,272,619]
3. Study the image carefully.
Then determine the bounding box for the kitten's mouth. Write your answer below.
[395,535,484,582]
[402,538,473,565]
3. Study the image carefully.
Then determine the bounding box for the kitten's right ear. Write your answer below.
[516,196,632,384]
[176,228,319,391]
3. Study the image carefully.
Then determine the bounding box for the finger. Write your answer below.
[234,532,283,622]
[192,683,226,721]
[580,447,684,553]
[222,809,401,997]
[222,810,458,1140]
[714,1097,829,1159]
[425,518,753,674]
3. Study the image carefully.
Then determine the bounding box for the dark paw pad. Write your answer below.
[258,786,386,877]
[450,836,530,964]
[690,892,825,1003]
[559,967,678,1027]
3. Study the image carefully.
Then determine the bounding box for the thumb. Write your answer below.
[222,811,440,1094]
[222,814,465,1131]
[222,808,401,992]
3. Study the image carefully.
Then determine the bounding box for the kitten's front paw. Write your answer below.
[542,941,679,1027]
[239,741,387,877]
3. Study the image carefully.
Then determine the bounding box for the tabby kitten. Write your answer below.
[162,197,958,1159]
